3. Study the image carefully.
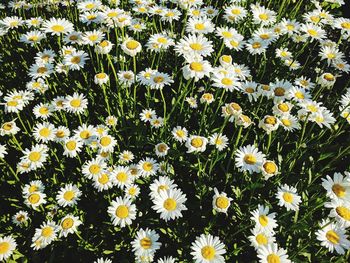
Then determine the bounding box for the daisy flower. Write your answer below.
[147,71,174,90]
[191,233,226,263]
[42,17,74,35]
[121,37,142,56]
[248,227,276,250]
[56,184,82,207]
[63,50,89,71]
[21,144,49,171]
[59,214,82,237]
[149,176,178,199]
[257,243,291,263]
[276,184,302,211]
[212,188,233,214]
[316,219,350,254]
[111,166,133,188]
[175,34,214,58]
[258,115,280,134]
[82,158,107,179]
[235,145,266,174]
[24,191,47,209]
[209,133,228,151]
[108,196,137,228]
[119,150,135,164]
[33,221,58,247]
[82,30,105,46]
[93,171,114,192]
[185,135,208,153]
[152,188,187,221]
[182,57,212,82]
[325,199,350,227]
[321,172,350,201]
[63,93,88,114]
[63,137,83,158]
[172,126,188,143]
[137,157,159,177]
[261,160,279,180]
[250,205,278,233]
[125,184,141,199]
[155,142,169,157]
[0,235,17,262]
[131,228,161,258]
[12,210,29,226]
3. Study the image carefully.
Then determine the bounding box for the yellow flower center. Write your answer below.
[63,191,75,201]
[51,25,64,32]
[286,24,295,31]
[163,198,177,211]
[61,218,74,229]
[157,37,167,44]
[260,34,270,40]
[116,205,129,218]
[259,13,268,20]
[126,40,140,50]
[259,215,269,226]
[341,22,350,29]
[263,162,277,174]
[39,127,50,137]
[252,42,261,49]
[28,193,40,204]
[230,40,239,47]
[283,192,293,203]
[116,172,128,182]
[307,29,318,37]
[28,35,39,41]
[245,87,255,93]
[2,123,13,131]
[324,73,334,81]
[140,237,152,249]
[332,184,346,198]
[41,227,53,238]
[216,196,229,209]
[80,130,90,139]
[66,141,76,151]
[88,35,98,42]
[190,62,203,72]
[222,31,233,38]
[191,137,203,148]
[295,91,305,99]
[98,173,109,184]
[195,23,205,30]
[231,9,241,15]
[267,253,280,263]
[89,164,101,175]
[142,162,153,172]
[29,151,41,162]
[265,116,277,125]
[100,136,111,146]
[278,103,289,112]
[326,230,340,244]
[29,185,38,193]
[221,78,233,86]
[157,144,167,153]
[336,206,350,221]
[244,154,257,165]
[7,100,18,107]
[190,43,203,51]
[56,130,65,138]
[201,246,216,260]
[256,233,268,245]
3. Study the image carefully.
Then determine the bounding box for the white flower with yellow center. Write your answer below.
[21,144,49,171]
[33,103,53,119]
[82,29,105,46]
[140,108,156,123]
[316,219,350,255]
[301,23,326,41]
[191,233,226,263]
[182,57,212,82]
[272,102,293,116]
[212,188,232,214]
[92,170,114,192]
[42,17,74,36]
[59,214,82,237]
[209,133,228,151]
[12,210,29,226]
[149,176,178,199]
[261,160,279,180]
[82,158,107,179]
[171,126,188,143]
[185,135,208,153]
[112,166,132,188]
[63,50,89,71]
[257,243,291,263]
[278,115,301,131]
[186,17,215,35]
[108,196,136,228]
[56,184,82,207]
[121,37,142,56]
[33,122,56,143]
[152,188,187,221]
[248,227,276,250]
[258,115,280,134]
[20,30,45,46]
[137,157,159,177]
[131,228,161,258]
[250,205,277,233]
[251,4,276,26]
[147,71,174,90]
[235,144,266,174]
[33,221,58,247]
[175,34,214,58]
[224,5,247,23]
[125,184,140,199]
[0,235,17,262]
[322,172,350,202]
[63,137,83,158]
[212,72,241,92]
[22,180,45,196]
[54,126,70,142]
[98,134,116,152]
[63,93,88,114]
[94,72,109,86]
[147,33,175,52]
[276,184,302,211]
[24,191,47,209]
[155,142,169,157]
[325,199,350,227]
